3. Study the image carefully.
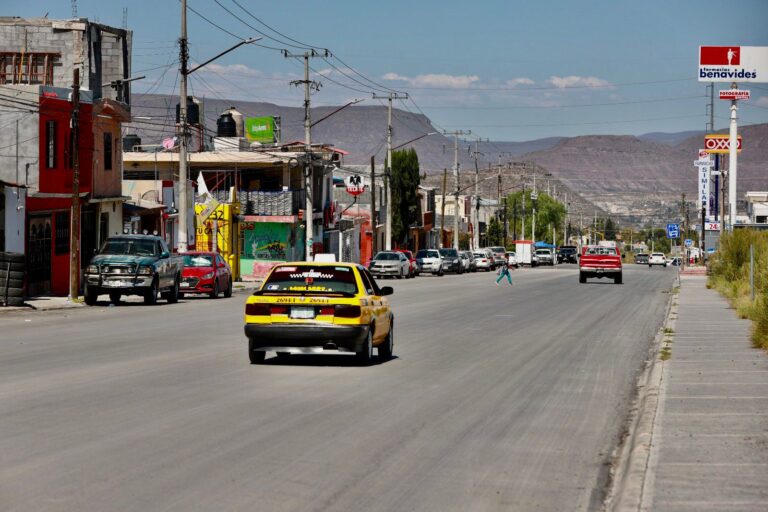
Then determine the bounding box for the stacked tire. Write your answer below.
[0,252,25,307]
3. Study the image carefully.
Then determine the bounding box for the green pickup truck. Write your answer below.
[83,235,183,305]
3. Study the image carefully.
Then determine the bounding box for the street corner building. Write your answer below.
[0,17,132,296]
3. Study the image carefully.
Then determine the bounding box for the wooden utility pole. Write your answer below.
[68,68,81,301]
[440,169,447,248]
[370,156,377,255]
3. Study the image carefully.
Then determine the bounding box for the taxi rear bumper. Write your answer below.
[245,323,370,353]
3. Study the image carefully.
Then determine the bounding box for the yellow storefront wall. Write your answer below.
[195,202,241,280]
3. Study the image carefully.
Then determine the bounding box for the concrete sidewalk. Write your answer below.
[642,275,768,511]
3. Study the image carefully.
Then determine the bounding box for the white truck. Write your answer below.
[515,241,537,267]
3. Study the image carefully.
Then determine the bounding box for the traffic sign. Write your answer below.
[684,239,693,248]
[666,223,680,239]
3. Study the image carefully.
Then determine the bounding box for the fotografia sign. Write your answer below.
[699,46,768,83]
[719,90,751,100]
[704,134,742,154]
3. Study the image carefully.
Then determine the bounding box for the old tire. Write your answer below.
[4,296,24,307]
[0,270,24,281]
[144,279,158,305]
[379,322,393,360]
[0,287,23,297]
[0,262,25,272]
[0,252,24,263]
[2,278,23,289]
[224,278,232,298]
[248,339,265,364]
[356,328,374,365]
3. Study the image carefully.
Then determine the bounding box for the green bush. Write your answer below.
[709,230,768,350]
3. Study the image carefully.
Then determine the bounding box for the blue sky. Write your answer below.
[10,0,768,141]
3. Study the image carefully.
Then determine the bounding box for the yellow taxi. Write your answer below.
[244,262,394,364]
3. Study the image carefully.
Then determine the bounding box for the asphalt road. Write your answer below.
[0,264,676,512]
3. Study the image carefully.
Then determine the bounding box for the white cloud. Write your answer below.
[756,96,768,107]
[382,72,480,89]
[505,78,535,87]
[204,63,264,78]
[547,75,612,89]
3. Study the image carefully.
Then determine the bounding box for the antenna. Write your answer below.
[122,8,128,30]
[71,0,77,18]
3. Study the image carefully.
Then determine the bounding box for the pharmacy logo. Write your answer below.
[700,46,740,66]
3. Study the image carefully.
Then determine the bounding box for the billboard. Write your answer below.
[245,116,276,143]
[704,134,742,154]
[698,46,768,83]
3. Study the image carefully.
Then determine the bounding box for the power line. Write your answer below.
[419,94,707,110]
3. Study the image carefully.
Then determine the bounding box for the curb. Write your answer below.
[603,277,679,511]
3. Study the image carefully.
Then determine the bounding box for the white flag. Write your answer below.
[196,172,209,200]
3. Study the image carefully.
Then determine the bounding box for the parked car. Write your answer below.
[535,248,554,266]
[667,256,682,267]
[395,249,419,277]
[415,249,444,276]
[439,248,464,274]
[459,251,476,272]
[506,251,518,268]
[634,253,649,264]
[486,246,508,268]
[369,251,411,279]
[179,251,233,298]
[83,235,183,305]
[244,262,394,364]
[473,250,493,271]
[557,245,578,264]
[648,253,667,268]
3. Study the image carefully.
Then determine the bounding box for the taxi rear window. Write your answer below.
[258,265,358,296]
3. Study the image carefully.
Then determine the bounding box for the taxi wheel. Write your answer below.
[210,280,220,299]
[248,339,266,364]
[379,322,393,360]
[356,329,374,365]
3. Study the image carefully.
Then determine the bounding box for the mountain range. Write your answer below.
[127,94,768,225]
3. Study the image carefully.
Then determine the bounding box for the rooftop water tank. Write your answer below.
[216,113,237,138]
[175,96,200,125]
[222,106,244,138]
[122,134,141,152]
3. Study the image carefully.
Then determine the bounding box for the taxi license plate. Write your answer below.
[290,306,315,319]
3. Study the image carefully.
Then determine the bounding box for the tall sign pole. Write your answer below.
[443,130,470,249]
[727,83,739,230]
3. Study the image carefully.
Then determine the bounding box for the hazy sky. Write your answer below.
[9,0,768,141]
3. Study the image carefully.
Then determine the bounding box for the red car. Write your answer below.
[180,252,233,298]
[395,249,419,277]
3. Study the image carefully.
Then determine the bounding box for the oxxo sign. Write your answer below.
[704,134,742,154]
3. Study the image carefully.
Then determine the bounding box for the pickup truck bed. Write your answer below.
[579,245,622,284]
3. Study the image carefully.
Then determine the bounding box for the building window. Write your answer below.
[104,132,113,170]
[54,212,70,255]
[45,121,56,169]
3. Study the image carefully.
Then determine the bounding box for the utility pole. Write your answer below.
[443,130,470,250]
[68,68,80,301]
[440,169,447,248]
[373,92,408,250]
[470,139,485,250]
[370,156,377,255]
[287,50,326,260]
[531,164,538,243]
[177,0,189,253]
[521,182,526,240]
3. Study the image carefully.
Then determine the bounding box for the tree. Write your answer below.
[487,216,503,246]
[390,149,421,247]
[604,218,617,240]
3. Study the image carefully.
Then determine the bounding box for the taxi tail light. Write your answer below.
[270,305,288,315]
[334,305,361,318]
[319,306,336,316]
[245,303,270,316]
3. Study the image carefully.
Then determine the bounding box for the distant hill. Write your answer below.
[126,94,768,225]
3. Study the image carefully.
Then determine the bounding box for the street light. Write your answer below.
[392,131,438,151]
[178,2,260,253]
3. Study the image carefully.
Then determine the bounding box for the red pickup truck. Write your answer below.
[579,245,623,284]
